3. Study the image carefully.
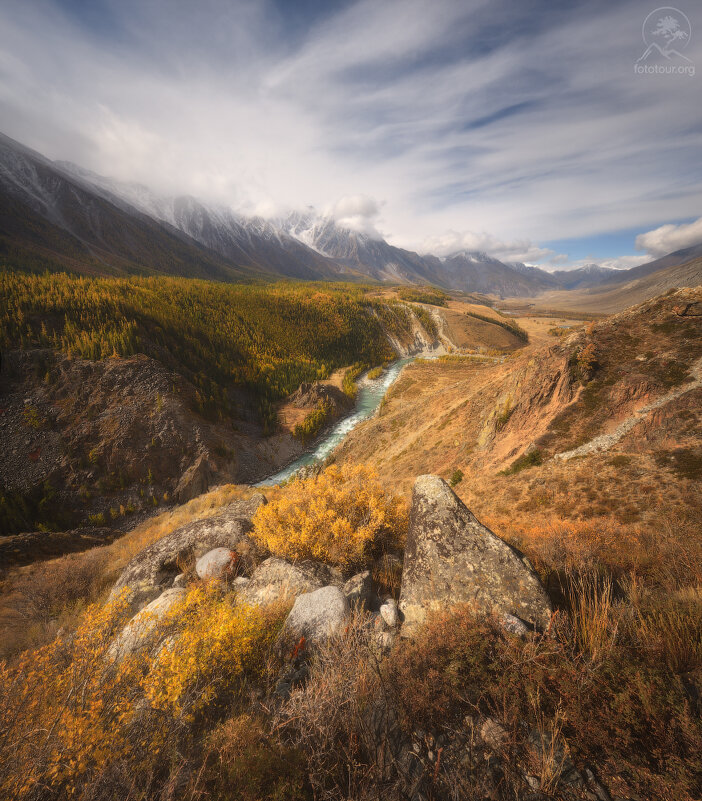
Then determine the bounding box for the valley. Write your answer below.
[2,1,702,796]
[1,278,700,801]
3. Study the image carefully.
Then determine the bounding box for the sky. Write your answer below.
[0,0,701,269]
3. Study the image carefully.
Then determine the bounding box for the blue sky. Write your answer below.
[1,0,701,268]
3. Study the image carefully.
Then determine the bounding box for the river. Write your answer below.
[256,357,415,486]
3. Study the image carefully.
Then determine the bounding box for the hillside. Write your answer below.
[0,288,700,801]
[336,287,702,536]
[0,273,442,541]
[0,134,262,281]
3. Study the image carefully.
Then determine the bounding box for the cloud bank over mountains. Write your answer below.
[0,0,700,268]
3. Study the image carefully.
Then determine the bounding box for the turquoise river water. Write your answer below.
[256,357,414,486]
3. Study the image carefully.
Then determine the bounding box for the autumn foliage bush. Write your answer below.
[0,585,286,800]
[252,464,408,569]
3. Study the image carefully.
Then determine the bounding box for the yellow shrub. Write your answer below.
[144,585,285,715]
[0,586,285,799]
[0,591,140,798]
[252,464,408,568]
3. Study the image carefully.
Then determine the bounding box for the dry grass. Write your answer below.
[636,598,702,674]
[566,572,620,662]
[0,483,260,661]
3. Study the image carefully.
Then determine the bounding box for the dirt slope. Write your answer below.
[336,287,702,533]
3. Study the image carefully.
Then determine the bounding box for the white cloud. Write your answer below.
[325,194,383,237]
[635,217,702,258]
[0,0,700,254]
[419,230,558,264]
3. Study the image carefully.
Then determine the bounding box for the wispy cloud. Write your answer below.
[0,0,700,260]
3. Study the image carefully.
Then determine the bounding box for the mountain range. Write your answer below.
[1,131,700,297]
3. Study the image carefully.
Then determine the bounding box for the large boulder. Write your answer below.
[399,476,553,635]
[109,587,186,661]
[174,453,214,503]
[278,586,350,652]
[239,557,342,607]
[110,494,266,610]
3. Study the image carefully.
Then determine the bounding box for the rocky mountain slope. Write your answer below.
[0,133,259,281]
[11,130,700,302]
[336,287,702,534]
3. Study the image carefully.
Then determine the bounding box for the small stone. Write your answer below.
[195,547,238,580]
[373,613,389,632]
[501,613,529,637]
[380,598,399,628]
[480,717,508,749]
[172,573,187,588]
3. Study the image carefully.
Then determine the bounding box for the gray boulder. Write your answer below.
[196,547,239,580]
[109,587,186,661]
[240,557,342,607]
[278,586,350,651]
[110,494,266,610]
[399,476,553,635]
[342,570,374,608]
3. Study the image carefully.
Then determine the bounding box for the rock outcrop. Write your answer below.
[289,382,353,412]
[399,475,553,635]
[109,587,186,660]
[174,453,214,503]
[278,586,350,651]
[110,494,266,610]
[240,557,342,607]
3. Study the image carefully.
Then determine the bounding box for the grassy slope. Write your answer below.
[336,287,702,559]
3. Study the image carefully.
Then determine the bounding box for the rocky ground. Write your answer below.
[92,474,664,801]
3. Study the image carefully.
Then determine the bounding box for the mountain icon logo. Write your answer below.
[637,7,693,63]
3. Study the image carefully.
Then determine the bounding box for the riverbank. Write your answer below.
[255,357,415,486]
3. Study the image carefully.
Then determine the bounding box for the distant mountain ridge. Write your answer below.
[1,131,701,299]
